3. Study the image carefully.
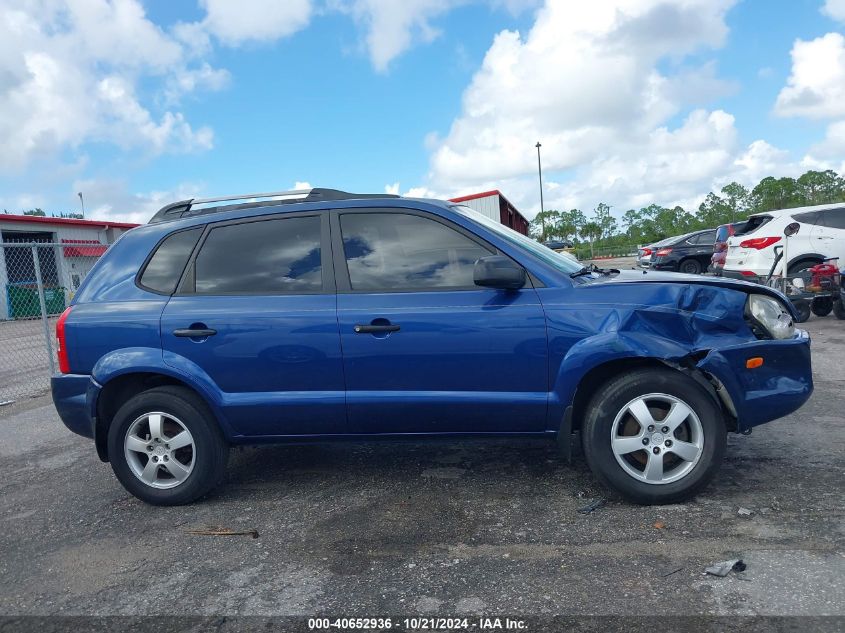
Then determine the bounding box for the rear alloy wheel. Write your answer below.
[581,368,726,504]
[108,386,228,505]
[679,259,702,275]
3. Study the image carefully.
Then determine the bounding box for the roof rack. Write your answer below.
[148,188,400,224]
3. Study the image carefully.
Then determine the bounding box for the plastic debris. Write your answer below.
[186,527,259,539]
[578,498,606,514]
[737,507,753,516]
[704,559,746,577]
[653,520,666,529]
[0,400,13,407]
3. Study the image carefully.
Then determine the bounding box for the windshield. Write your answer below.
[451,205,583,274]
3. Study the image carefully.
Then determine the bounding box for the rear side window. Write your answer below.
[791,211,822,225]
[140,228,202,294]
[818,208,845,229]
[194,216,322,294]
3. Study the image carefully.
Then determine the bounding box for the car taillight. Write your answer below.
[739,236,781,249]
[56,306,72,374]
[655,248,672,256]
[740,270,757,277]
[642,248,652,256]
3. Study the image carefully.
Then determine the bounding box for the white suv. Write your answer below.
[723,204,845,282]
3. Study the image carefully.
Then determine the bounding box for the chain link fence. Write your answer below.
[0,234,107,404]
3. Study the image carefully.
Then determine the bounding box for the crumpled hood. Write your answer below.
[575,269,793,314]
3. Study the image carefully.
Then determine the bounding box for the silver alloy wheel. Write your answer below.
[610,393,704,485]
[124,412,195,489]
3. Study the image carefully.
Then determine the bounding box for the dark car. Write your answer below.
[543,239,573,251]
[51,188,811,506]
[649,228,718,274]
[710,221,747,275]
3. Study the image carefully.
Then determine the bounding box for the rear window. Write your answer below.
[715,225,730,242]
[139,228,202,294]
[737,215,772,235]
[791,210,822,225]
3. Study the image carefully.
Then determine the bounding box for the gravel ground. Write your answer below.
[0,318,842,624]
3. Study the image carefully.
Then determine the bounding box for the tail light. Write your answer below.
[655,248,672,257]
[641,248,652,256]
[56,306,73,374]
[739,236,781,249]
[740,270,757,277]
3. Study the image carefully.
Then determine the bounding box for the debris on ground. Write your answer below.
[186,527,259,539]
[0,400,13,407]
[662,566,684,578]
[737,507,753,516]
[578,498,606,514]
[653,520,666,529]
[704,559,746,577]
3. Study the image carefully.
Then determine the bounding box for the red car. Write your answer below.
[710,221,747,275]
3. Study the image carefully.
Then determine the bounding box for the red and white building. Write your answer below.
[0,214,138,320]
[449,190,530,236]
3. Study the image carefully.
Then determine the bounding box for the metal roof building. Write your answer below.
[449,190,530,236]
[0,215,138,320]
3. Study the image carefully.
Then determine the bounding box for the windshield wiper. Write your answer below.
[570,265,620,278]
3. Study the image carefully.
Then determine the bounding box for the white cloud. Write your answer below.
[423,0,746,215]
[198,0,313,46]
[0,0,222,171]
[332,0,538,72]
[72,178,206,224]
[802,120,845,173]
[774,33,845,119]
[821,0,845,22]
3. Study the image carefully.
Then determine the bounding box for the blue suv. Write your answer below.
[51,188,813,505]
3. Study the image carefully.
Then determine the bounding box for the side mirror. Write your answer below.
[474,256,526,290]
[784,222,800,237]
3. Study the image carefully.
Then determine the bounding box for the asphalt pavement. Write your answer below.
[0,318,842,622]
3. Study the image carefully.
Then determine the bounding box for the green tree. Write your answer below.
[23,208,46,216]
[580,221,602,259]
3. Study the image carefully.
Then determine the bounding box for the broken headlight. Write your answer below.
[745,294,795,340]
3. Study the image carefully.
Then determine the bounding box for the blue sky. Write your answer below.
[2,0,845,223]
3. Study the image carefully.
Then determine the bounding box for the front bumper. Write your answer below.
[51,374,98,439]
[697,330,813,432]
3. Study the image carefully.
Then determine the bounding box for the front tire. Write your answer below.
[107,386,229,505]
[581,368,726,504]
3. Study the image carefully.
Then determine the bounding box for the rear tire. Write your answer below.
[679,259,702,275]
[811,297,833,317]
[581,368,726,505]
[107,386,228,505]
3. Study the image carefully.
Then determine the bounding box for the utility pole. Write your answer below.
[536,141,545,236]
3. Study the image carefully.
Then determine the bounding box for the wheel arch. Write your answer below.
[787,253,825,273]
[92,370,228,462]
[553,340,736,460]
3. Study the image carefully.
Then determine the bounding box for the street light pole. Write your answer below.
[535,141,545,236]
[77,192,85,219]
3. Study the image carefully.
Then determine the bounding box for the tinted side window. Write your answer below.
[140,228,202,294]
[340,212,493,291]
[792,211,822,225]
[819,208,845,229]
[194,216,322,294]
[699,230,716,244]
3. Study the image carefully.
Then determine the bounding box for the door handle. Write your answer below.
[173,328,217,338]
[354,324,400,334]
